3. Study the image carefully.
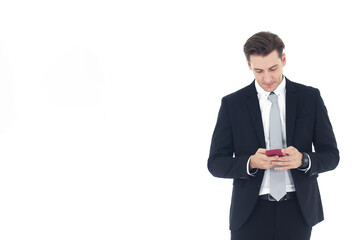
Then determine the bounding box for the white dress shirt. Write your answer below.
[249,77,296,195]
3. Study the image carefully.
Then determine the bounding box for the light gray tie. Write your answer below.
[268,92,286,201]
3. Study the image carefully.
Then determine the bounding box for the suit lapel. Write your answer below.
[285,79,297,147]
[245,81,266,148]
[244,79,297,148]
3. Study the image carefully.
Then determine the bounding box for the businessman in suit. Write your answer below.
[208,32,339,240]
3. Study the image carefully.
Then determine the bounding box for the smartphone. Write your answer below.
[266,149,285,157]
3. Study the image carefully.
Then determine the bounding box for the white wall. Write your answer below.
[0,0,356,239]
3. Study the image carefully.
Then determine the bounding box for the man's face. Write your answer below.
[248,50,286,92]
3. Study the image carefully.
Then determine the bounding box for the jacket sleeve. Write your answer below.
[307,89,339,176]
[207,97,251,179]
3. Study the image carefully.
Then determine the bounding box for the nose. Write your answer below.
[263,72,272,83]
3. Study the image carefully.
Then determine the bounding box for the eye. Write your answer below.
[270,67,277,71]
[255,69,263,73]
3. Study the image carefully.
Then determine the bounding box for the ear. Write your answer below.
[281,53,286,66]
[247,61,252,70]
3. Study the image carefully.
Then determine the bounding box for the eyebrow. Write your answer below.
[269,64,278,69]
[253,64,278,71]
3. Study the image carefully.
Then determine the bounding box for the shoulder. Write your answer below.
[221,81,255,105]
[286,78,320,96]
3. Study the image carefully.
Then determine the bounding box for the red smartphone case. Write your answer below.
[266,149,285,157]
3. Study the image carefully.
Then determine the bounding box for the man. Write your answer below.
[207,32,339,240]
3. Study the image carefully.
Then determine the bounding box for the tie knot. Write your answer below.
[268,92,278,103]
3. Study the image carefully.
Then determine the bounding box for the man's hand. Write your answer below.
[272,146,303,170]
[249,148,280,170]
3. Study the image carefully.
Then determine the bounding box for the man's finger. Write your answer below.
[281,149,292,156]
[272,159,291,164]
[258,148,267,153]
[277,156,292,161]
[274,166,293,170]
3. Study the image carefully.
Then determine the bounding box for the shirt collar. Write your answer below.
[255,75,286,98]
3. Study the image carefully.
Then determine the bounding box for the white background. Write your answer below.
[0,0,357,239]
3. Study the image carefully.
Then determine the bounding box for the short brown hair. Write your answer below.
[243,32,285,62]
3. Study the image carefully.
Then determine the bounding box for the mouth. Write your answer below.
[264,83,274,88]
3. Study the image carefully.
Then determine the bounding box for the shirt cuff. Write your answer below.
[298,152,311,173]
[247,156,258,176]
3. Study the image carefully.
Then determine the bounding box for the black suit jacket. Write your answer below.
[208,78,339,231]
